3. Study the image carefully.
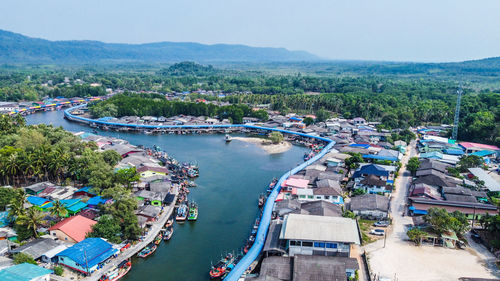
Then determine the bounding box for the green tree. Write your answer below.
[88,214,122,243]
[407,157,420,176]
[114,167,140,189]
[268,132,284,144]
[316,108,330,122]
[15,207,46,239]
[54,265,64,276]
[48,200,68,218]
[457,155,483,172]
[407,228,427,246]
[303,117,314,126]
[345,153,363,170]
[101,150,122,166]
[13,253,37,265]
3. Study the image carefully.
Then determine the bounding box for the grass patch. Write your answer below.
[359,219,377,245]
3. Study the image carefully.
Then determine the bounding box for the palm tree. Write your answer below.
[5,154,20,186]
[48,200,68,218]
[16,207,46,238]
[14,114,26,127]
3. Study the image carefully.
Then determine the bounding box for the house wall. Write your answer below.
[297,194,342,204]
[49,229,77,243]
[353,209,387,220]
[140,171,167,178]
[58,255,98,275]
[288,240,350,257]
[411,202,498,217]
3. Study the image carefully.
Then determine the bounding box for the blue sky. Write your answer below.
[1,0,499,62]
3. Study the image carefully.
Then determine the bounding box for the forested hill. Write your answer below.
[0,30,319,64]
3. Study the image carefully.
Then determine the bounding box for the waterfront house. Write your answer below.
[49,215,97,243]
[102,143,142,158]
[56,238,118,275]
[0,263,52,281]
[137,166,169,178]
[282,178,309,192]
[348,194,389,220]
[136,205,161,222]
[295,187,343,204]
[135,190,166,206]
[280,214,360,257]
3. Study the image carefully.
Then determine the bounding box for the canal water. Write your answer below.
[26,111,307,281]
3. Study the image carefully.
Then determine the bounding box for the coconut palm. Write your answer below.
[48,200,68,218]
[7,190,26,219]
[16,207,46,238]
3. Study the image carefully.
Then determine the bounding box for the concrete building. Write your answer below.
[280,214,360,257]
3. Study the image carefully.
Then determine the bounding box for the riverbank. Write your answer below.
[232,137,292,154]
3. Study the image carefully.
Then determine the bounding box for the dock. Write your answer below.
[83,185,179,281]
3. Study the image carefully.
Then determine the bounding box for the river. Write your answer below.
[26,110,307,281]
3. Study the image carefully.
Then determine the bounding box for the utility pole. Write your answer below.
[451,86,463,140]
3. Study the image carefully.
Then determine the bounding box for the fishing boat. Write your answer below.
[163,226,173,241]
[165,217,174,228]
[188,181,197,187]
[176,204,188,221]
[188,202,198,221]
[225,134,232,143]
[99,259,132,281]
[258,194,266,208]
[209,253,235,279]
[153,232,163,245]
[137,243,157,258]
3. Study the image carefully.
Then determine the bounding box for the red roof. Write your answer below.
[49,215,97,242]
[459,142,499,151]
[282,178,309,189]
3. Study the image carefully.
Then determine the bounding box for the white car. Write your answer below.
[370,229,385,236]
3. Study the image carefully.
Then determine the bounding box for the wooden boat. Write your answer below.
[163,226,173,241]
[225,134,232,143]
[258,194,266,208]
[176,204,188,221]
[165,217,174,228]
[188,202,198,221]
[209,253,235,279]
[137,243,157,258]
[99,259,131,281]
[154,232,163,245]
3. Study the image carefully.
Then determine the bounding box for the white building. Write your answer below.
[280,214,360,257]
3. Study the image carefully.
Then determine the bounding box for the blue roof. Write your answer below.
[67,201,88,212]
[353,164,390,178]
[442,149,464,155]
[27,196,52,208]
[0,263,52,281]
[75,186,97,195]
[420,151,443,159]
[470,150,496,157]
[289,116,302,121]
[87,196,107,206]
[362,154,398,162]
[61,198,81,207]
[98,117,114,121]
[56,238,118,268]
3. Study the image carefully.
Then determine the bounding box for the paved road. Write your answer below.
[83,185,179,281]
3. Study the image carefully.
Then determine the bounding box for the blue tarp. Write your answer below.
[362,154,398,162]
[56,238,118,268]
[409,206,428,215]
[350,143,370,149]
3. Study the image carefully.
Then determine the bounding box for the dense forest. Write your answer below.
[1,62,499,144]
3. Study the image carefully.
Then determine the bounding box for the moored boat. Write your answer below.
[176,204,188,221]
[209,253,235,279]
[99,259,132,281]
[225,134,232,142]
[137,243,157,258]
[258,194,266,208]
[165,217,174,228]
[154,232,163,245]
[163,226,173,240]
[188,202,198,221]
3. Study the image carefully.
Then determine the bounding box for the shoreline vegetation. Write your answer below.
[232,136,292,154]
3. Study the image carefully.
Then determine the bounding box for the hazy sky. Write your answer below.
[1,0,499,62]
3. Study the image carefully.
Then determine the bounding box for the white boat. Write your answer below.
[225,134,232,142]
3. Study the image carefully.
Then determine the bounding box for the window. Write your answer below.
[307,195,314,199]
[324,196,330,199]
[326,243,338,248]
[302,241,313,247]
[290,240,301,246]
[314,242,325,247]
[299,195,306,199]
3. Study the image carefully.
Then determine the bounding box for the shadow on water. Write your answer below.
[26,111,307,281]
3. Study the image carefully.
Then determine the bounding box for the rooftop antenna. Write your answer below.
[451,84,463,141]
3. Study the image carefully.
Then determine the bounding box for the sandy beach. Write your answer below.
[232,136,292,154]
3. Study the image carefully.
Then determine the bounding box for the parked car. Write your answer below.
[373,221,390,227]
[370,229,385,236]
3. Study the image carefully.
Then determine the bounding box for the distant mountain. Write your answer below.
[0,30,320,64]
